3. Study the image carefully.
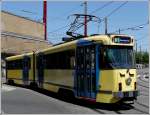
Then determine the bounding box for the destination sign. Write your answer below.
[113,36,131,44]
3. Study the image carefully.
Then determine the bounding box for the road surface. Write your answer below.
[1,68,149,114]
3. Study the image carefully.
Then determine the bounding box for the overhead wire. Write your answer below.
[112,21,149,33]
[90,1,114,14]
[47,3,83,36]
[88,1,114,34]
[49,2,83,21]
[88,1,128,34]
[104,1,128,18]
[48,24,70,34]
[48,1,129,39]
[47,1,114,36]
[92,1,128,24]
[48,1,128,36]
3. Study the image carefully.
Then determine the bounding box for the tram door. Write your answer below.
[37,53,44,88]
[75,43,99,99]
[22,56,30,85]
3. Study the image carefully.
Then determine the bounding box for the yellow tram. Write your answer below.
[6,34,139,103]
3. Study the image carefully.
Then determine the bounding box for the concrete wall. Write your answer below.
[1,11,52,55]
[1,35,51,54]
[1,11,44,39]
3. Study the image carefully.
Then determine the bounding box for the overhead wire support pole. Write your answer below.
[43,0,47,40]
[119,28,121,34]
[105,17,107,34]
[136,40,137,54]
[84,1,87,37]
[140,45,142,64]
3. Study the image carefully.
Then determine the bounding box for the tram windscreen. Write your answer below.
[101,46,135,69]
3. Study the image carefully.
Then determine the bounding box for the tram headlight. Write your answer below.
[126,77,132,86]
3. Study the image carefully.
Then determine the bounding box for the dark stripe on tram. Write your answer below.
[8,78,73,90]
[8,78,34,82]
[98,90,112,94]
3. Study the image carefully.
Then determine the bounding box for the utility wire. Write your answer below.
[47,2,114,36]
[49,3,83,21]
[48,1,128,37]
[105,1,128,18]
[21,10,37,15]
[48,2,112,36]
[90,1,128,34]
[90,1,114,14]
[62,4,82,16]
[47,3,83,35]
[112,21,149,33]
[48,24,70,34]
[48,32,65,36]
[101,1,128,21]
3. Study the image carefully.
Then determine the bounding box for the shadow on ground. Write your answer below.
[4,83,134,113]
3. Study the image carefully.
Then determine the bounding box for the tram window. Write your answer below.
[99,46,135,69]
[44,50,75,69]
[99,47,108,69]
[7,59,23,69]
[23,58,31,69]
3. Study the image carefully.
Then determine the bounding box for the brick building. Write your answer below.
[1,10,52,55]
[1,10,52,77]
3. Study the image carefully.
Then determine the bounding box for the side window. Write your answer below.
[23,57,31,69]
[36,54,44,69]
[7,59,23,69]
[44,50,75,69]
[99,47,107,69]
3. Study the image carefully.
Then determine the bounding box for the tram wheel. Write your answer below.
[7,80,14,85]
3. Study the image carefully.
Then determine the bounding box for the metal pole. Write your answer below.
[119,28,120,34]
[135,40,137,64]
[136,40,137,53]
[105,17,107,34]
[43,0,47,40]
[84,1,87,37]
[140,45,142,64]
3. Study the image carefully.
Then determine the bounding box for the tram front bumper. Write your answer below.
[113,90,139,98]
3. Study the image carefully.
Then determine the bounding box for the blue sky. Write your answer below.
[2,1,149,51]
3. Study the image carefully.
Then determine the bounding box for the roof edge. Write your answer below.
[2,10,44,25]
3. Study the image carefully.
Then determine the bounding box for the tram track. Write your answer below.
[137,82,149,88]
[135,101,149,108]
[132,107,149,114]
[137,74,149,88]
[91,108,106,114]
[119,103,149,114]
[139,76,149,83]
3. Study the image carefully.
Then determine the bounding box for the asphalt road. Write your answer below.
[1,68,149,114]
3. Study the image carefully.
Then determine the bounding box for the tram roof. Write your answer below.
[6,34,134,60]
[6,52,33,60]
[38,34,134,54]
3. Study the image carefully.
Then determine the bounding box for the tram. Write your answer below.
[6,34,139,103]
